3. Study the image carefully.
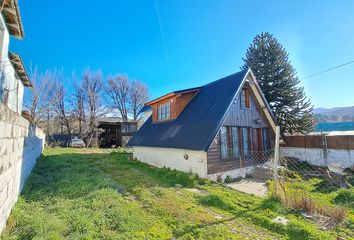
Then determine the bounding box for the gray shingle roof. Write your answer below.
[128,70,248,151]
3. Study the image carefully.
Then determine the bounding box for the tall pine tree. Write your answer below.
[242,32,314,133]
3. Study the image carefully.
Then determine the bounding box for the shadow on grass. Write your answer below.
[22,151,209,202]
[173,216,238,239]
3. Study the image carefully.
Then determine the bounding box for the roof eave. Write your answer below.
[8,51,32,87]
[145,87,202,106]
[246,68,287,142]
[1,0,24,39]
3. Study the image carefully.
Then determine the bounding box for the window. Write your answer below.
[220,126,228,159]
[262,128,269,150]
[122,124,137,133]
[157,102,171,121]
[241,88,250,109]
[242,128,250,154]
[231,127,239,157]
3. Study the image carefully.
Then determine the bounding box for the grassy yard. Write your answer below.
[1,148,353,240]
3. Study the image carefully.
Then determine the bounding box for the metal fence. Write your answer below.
[207,146,274,175]
[275,129,352,222]
[275,153,352,221]
[212,127,353,223]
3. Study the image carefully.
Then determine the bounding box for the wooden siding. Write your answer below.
[150,91,198,123]
[207,83,275,174]
[281,134,354,150]
[223,85,268,128]
[174,91,197,118]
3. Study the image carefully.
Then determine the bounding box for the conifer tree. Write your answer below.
[242,32,314,133]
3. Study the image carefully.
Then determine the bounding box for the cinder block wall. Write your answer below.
[0,103,45,233]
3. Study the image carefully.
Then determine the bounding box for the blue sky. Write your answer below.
[10,0,354,108]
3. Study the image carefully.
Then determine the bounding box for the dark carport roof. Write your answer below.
[128,69,249,151]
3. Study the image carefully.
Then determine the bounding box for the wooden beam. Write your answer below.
[3,6,16,15]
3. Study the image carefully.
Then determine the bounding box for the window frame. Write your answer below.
[262,128,269,150]
[157,101,171,121]
[231,126,239,157]
[220,126,228,159]
[241,127,251,154]
[241,88,250,109]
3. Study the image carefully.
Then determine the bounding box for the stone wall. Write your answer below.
[0,103,45,233]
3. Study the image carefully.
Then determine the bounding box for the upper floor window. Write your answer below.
[241,88,250,109]
[122,123,137,133]
[158,102,170,121]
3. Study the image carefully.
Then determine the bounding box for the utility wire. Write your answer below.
[300,60,354,80]
[154,0,169,64]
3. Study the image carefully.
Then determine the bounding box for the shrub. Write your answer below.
[334,189,354,209]
[224,175,233,183]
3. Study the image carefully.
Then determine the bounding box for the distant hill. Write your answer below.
[313,106,354,117]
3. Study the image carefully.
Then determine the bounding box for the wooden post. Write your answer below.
[273,126,280,195]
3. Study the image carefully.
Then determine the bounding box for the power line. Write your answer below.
[154,0,169,64]
[300,60,354,80]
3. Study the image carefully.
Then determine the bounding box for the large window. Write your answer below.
[219,126,270,159]
[220,126,228,159]
[157,102,171,121]
[242,128,250,154]
[241,88,250,109]
[262,128,269,150]
[231,127,239,157]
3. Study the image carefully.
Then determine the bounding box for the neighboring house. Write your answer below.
[0,0,31,113]
[128,69,280,180]
[96,117,138,147]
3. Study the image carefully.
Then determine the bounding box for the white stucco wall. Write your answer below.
[280,147,354,169]
[0,14,24,114]
[132,146,208,177]
[0,15,9,62]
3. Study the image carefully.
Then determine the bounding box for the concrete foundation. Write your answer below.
[132,146,207,177]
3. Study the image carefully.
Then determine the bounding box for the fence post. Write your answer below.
[273,126,280,196]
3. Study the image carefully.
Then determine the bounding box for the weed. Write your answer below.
[1,148,351,240]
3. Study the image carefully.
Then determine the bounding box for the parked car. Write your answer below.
[69,138,86,148]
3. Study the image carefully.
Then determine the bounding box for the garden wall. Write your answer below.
[280,133,354,168]
[0,103,45,233]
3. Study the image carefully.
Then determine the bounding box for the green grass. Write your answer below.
[1,148,352,239]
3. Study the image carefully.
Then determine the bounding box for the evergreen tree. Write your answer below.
[242,32,314,133]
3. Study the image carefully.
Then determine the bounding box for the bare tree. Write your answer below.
[106,75,130,121]
[82,69,104,141]
[24,67,56,125]
[52,80,72,135]
[72,73,86,136]
[129,80,149,121]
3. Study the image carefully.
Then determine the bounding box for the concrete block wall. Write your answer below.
[0,103,45,234]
